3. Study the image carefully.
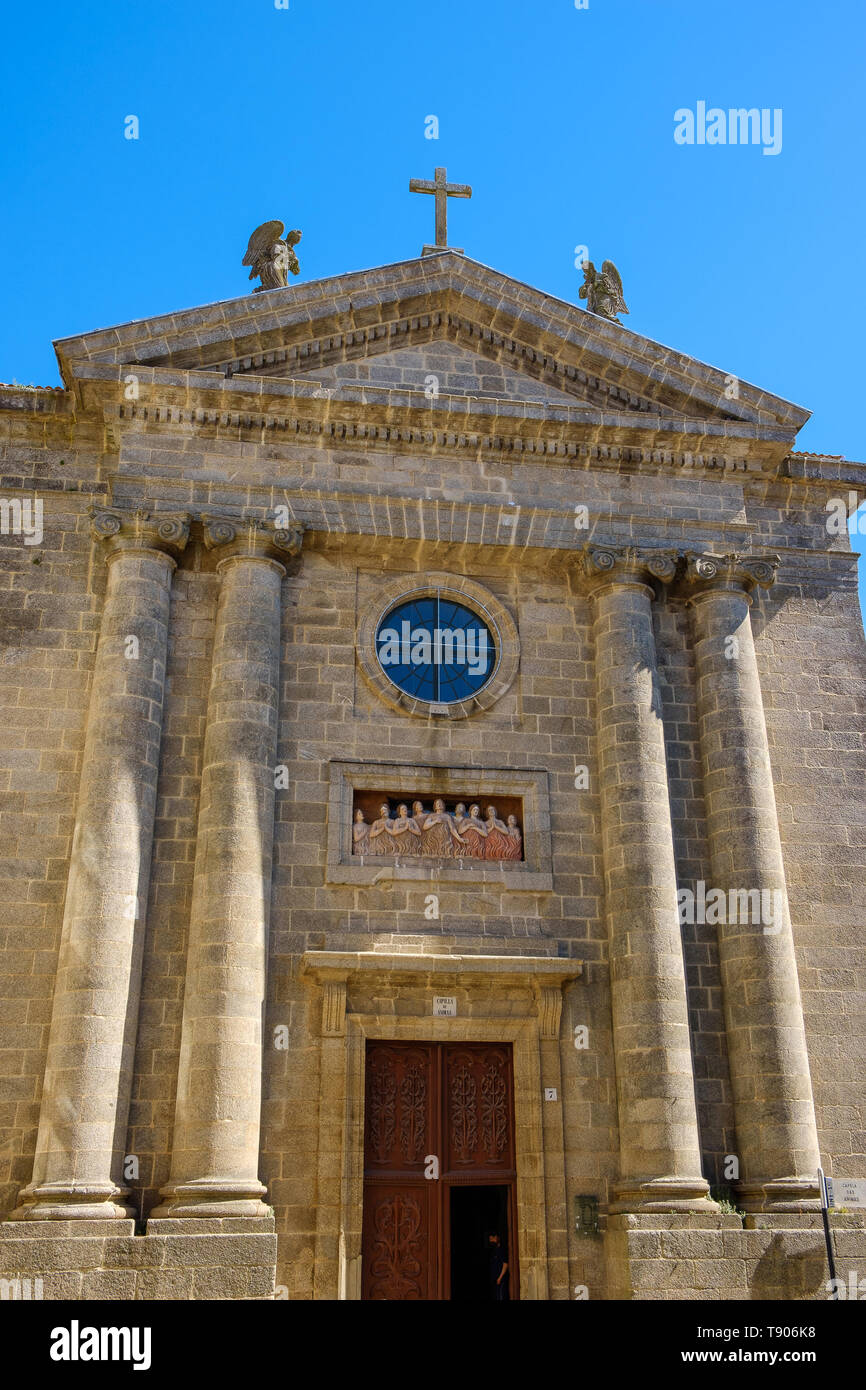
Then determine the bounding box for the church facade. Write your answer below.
[0,249,864,1299]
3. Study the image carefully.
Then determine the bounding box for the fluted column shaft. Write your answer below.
[685,554,820,1211]
[155,519,302,1218]
[584,546,712,1213]
[15,509,189,1219]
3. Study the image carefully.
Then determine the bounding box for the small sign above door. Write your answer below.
[433,996,457,1017]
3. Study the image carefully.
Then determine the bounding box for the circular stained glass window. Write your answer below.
[375,591,497,705]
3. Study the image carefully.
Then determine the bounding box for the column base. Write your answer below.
[736,1177,821,1214]
[150,1178,271,1219]
[10,1182,134,1221]
[609,1176,718,1215]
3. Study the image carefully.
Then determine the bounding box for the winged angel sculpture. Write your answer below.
[243,220,302,292]
[579,259,628,323]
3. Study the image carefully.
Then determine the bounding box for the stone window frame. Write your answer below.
[356,571,520,720]
[326,760,553,891]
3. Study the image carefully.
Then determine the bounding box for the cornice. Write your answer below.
[52,254,809,431]
[78,364,793,474]
[104,404,772,473]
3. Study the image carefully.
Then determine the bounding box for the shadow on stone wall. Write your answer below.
[750,1232,827,1300]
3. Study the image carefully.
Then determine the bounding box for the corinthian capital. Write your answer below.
[202,515,304,563]
[682,551,780,595]
[580,544,679,590]
[90,507,191,558]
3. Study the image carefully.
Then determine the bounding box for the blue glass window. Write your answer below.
[375,592,496,704]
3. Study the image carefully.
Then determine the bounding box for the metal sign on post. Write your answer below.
[831,1178,866,1209]
[817,1166,838,1298]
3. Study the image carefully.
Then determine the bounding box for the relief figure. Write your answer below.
[390,803,423,855]
[420,798,466,857]
[369,802,397,855]
[458,804,489,858]
[483,805,511,860]
[503,813,522,861]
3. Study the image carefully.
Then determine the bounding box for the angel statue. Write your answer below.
[242,220,302,292]
[579,259,628,323]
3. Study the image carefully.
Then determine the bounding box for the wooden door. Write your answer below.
[361,1041,517,1300]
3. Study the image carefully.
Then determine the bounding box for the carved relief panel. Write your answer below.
[364,1043,434,1174]
[362,1184,436,1301]
[328,762,553,890]
[353,792,524,862]
[445,1045,514,1171]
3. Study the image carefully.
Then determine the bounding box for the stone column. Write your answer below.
[14,508,190,1220]
[583,545,712,1212]
[683,553,820,1211]
[154,518,303,1218]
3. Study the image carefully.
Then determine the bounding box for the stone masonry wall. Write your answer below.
[0,392,106,1217]
[0,370,864,1299]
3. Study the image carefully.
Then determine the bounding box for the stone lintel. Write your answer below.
[302,951,580,1041]
[300,950,582,990]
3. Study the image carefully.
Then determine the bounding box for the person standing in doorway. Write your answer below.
[488,1232,509,1301]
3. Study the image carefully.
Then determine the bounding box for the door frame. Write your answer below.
[300,949,580,1301]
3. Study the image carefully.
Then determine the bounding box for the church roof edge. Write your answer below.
[51,252,810,433]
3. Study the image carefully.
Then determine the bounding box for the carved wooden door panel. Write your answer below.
[444,1044,514,1172]
[361,1185,437,1301]
[364,1043,435,1175]
[362,1043,439,1300]
[362,1042,517,1301]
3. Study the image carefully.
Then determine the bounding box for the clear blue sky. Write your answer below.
[1,0,864,610]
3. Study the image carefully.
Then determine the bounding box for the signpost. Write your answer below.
[818,1166,838,1298]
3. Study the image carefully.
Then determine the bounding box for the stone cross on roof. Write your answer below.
[409,166,472,255]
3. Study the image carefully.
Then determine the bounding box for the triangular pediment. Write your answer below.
[54,251,810,438]
[261,337,589,408]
